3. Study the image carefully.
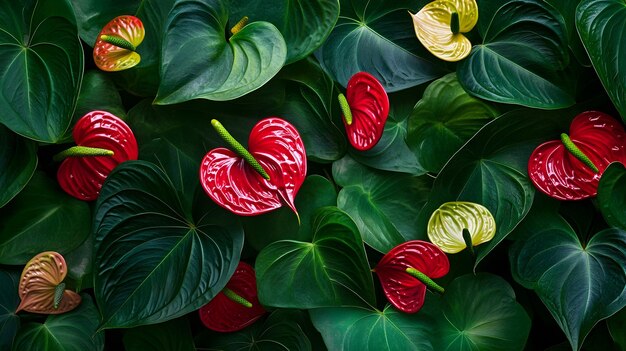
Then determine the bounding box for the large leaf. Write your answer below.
[333,155,431,253]
[156,0,287,104]
[0,0,83,143]
[310,304,434,351]
[256,206,376,308]
[458,0,574,109]
[407,73,498,173]
[577,0,626,122]
[94,161,244,329]
[229,0,339,63]
[12,295,104,351]
[510,224,626,350]
[0,126,37,208]
[0,172,91,265]
[417,109,571,266]
[123,317,195,351]
[429,273,531,351]
[195,310,313,351]
[598,162,626,231]
[0,270,20,351]
[316,0,446,92]
[608,307,626,350]
[72,0,176,96]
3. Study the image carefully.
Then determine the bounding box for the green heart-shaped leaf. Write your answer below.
[577,0,626,122]
[458,0,574,109]
[0,0,83,142]
[229,0,339,63]
[333,156,432,253]
[94,161,244,329]
[310,304,435,350]
[0,126,37,208]
[156,0,287,104]
[407,73,498,173]
[123,317,195,351]
[598,163,626,231]
[429,273,531,351]
[510,225,626,350]
[417,109,571,267]
[195,310,313,351]
[0,270,20,350]
[316,0,446,92]
[256,206,376,308]
[0,172,91,265]
[12,295,104,351]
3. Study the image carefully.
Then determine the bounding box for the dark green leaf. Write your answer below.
[407,73,498,173]
[12,295,104,351]
[94,161,244,329]
[310,304,434,351]
[124,317,195,351]
[0,0,83,142]
[0,172,91,265]
[73,70,126,121]
[195,310,313,351]
[64,231,95,290]
[0,126,37,208]
[598,162,626,231]
[333,155,431,253]
[545,0,588,65]
[316,0,446,92]
[429,273,531,351]
[577,0,626,122]
[417,109,571,266]
[0,270,20,351]
[229,0,339,63]
[256,206,376,308]
[511,225,626,350]
[458,0,574,109]
[608,307,626,350]
[156,0,287,103]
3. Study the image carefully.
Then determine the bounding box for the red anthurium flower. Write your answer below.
[528,111,626,200]
[338,72,390,151]
[200,118,307,216]
[56,111,138,201]
[93,15,145,72]
[374,240,449,313]
[199,262,265,332]
[16,252,81,314]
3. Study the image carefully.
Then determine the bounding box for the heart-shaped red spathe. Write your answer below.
[528,111,626,200]
[375,240,449,313]
[200,117,307,216]
[16,252,82,314]
[343,72,390,151]
[57,111,138,201]
[199,262,265,332]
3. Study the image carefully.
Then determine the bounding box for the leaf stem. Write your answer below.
[222,287,253,308]
[53,146,114,162]
[405,267,444,294]
[211,119,270,180]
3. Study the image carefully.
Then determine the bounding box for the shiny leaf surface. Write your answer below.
[0,126,37,208]
[598,163,626,231]
[0,270,20,350]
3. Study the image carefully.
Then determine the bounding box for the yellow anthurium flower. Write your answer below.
[427,201,495,253]
[410,0,478,62]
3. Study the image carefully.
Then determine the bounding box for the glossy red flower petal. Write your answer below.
[200,118,307,216]
[344,72,390,151]
[528,111,626,200]
[57,111,138,201]
[93,15,145,72]
[199,262,265,332]
[375,240,449,313]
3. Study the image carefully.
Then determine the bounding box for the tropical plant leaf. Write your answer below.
[458,0,574,109]
[608,307,626,350]
[407,73,498,173]
[0,0,83,142]
[256,206,376,308]
[598,162,626,231]
[156,0,287,103]
[577,0,626,122]
[123,317,195,351]
[333,155,431,253]
[229,0,339,63]
[94,161,244,329]
[510,224,626,350]
[12,295,104,351]
[417,109,571,267]
[316,0,446,92]
[0,126,37,208]
[0,270,20,351]
[0,172,91,265]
